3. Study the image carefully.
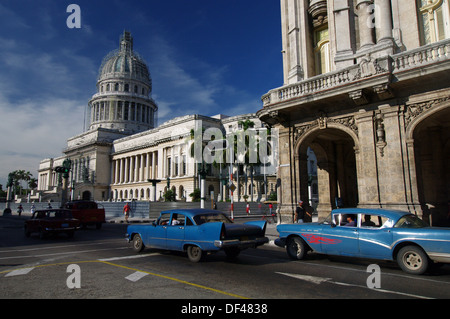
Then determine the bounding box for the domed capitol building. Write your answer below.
[37,31,276,205]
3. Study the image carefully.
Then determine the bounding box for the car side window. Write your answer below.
[361,214,389,228]
[185,217,194,226]
[333,214,357,227]
[171,214,185,226]
[158,213,171,225]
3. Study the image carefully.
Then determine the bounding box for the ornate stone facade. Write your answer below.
[258,0,450,225]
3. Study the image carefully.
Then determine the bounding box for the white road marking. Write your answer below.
[276,272,331,284]
[125,271,149,282]
[5,267,34,277]
[276,272,433,299]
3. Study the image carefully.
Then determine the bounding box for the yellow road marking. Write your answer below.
[1,259,249,299]
[99,260,249,299]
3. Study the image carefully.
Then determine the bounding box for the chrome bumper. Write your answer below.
[214,237,269,249]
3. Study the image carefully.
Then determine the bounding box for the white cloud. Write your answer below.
[0,93,85,183]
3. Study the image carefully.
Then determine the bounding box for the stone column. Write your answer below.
[374,0,393,42]
[124,157,129,183]
[145,153,150,180]
[153,151,157,180]
[356,0,375,49]
[333,0,355,68]
[355,110,380,207]
[119,158,124,183]
[140,154,145,182]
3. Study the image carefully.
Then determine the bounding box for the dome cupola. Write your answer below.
[88,31,158,134]
[98,31,152,91]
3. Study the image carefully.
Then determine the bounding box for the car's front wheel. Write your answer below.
[187,245,203,262]
[286,237,307,260]
[132,234,145,253]
[397,245,429,275]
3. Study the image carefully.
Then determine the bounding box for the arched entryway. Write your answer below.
[82,191,91,201]
[411,105,450,226]
[296,127,359,219]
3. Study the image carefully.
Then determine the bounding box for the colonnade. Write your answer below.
[90,100,154,126]
[112,151,158,185]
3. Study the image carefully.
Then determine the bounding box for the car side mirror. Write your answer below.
[331,222,337,228]
[152,221,157,226]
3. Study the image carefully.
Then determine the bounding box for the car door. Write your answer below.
[147,213,171,249]
[166,213,186,251]
[321,213,359,256]
[358,214,393,259]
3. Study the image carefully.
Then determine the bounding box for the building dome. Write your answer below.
[89,31,158,134]
[98,31,152,92]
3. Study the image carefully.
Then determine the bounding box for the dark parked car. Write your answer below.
[24,209,80,239]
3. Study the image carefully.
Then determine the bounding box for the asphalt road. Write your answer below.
[1,214,449,306]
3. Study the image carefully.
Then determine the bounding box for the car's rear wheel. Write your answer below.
[132,234,145,253]
[286,237,307,260]
[187,245,203,262]
[397,245,429,275]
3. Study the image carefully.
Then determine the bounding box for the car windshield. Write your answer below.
[321,213,333,225]
[394,214,429,228]
[193,213,233,225]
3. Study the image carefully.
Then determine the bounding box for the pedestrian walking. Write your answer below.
[294,200,305,223]
[246,201,251,215]
[17,204,23,217]
[123,202,131,223]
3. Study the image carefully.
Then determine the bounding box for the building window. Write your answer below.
[124,83,129,92]
[117,101,123,120]
[314,27,331,75]
[175,156,179,176]
[131,103,135,121]
[124,102,129,120]
[167,157,172,177]
[418,0,450,45]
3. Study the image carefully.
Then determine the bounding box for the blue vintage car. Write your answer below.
[126,209,269,262]
[275,208,450,275]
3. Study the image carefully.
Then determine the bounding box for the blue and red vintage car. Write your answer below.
[275,208,450,275]
[126,209,269,262]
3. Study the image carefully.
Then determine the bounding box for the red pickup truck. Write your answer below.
[64,200,106,229]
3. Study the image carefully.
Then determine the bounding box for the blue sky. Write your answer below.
[0,0,283,187]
